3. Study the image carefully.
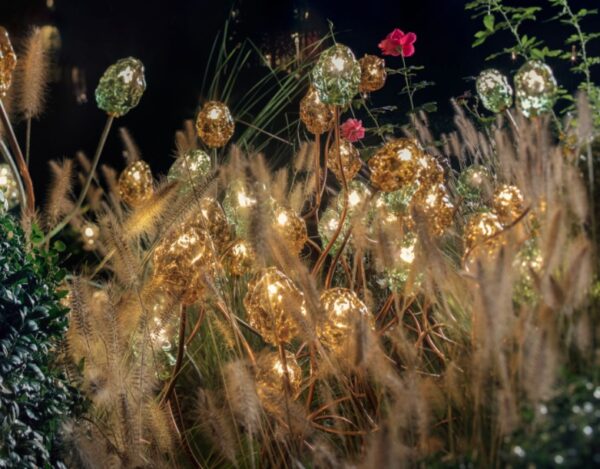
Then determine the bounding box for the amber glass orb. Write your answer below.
[196,101,235,148]
[272,206,307,255]
[223,239,256,276]
[299,86,335,135]
[327,139,362,183]
[118,161,153,206]
[243,267,305,345]
[256,350,302,398]
[369,138,424,192]
[152,222,217,304]
[492,184,524,225]
[358,54,386,93]
[318,288,372,356]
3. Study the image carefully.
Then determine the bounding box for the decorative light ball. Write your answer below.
[327,139,362,183]
[256,351,302,398]
[492,184,524,225]
[189,197,232,254]
[0,27,17,95]
[167,149,212,190]
[243,267,305,345]
[514,60,557,118]
[414,183,454,237]
[358,54,386,93]
[152,223,217,305]
[318,208,350,256]
[368,138,424,192]
[299,86,334,135]
[95,57,146,117]
[384,233,419,291]
[311,43,361,106]
[374,185,416,217]
[118,160,153,206]
[0,164,19,209]
[224,239,256,276]
[335,179,373,217]
[457,165,492,202]
[464,211,504,253]
[196,101,234,148]
[513,239,543,303]
[272,206,307,255]
[416,154,444,190]
[81,222,100,251]
[476,69,513,113]
[318,288,372,355]
[222,180,257,238]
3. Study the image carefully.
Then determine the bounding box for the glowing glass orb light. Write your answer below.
[272,206,307,255]
[299,86,335,135]
[152,222,217,305]
[476,69,513,113]
[514,60,557,117]
[256,350,302,398]
[464,211,504,254]
[457,165,492,202]
[224,239,256,276]
[312,44,361,106]
[318,288,372,356]
[0,27,17,96]
[196,101,234,148]
[167,149,212,190]
[118,160,153,206]
[0,164,19,209]
[95,57,146,117]
[358,54,386,93]
[190,197,232,254]
[326,139,362,183]
[243,267,305,345]
[492,184,524,225]
[369,138,424,192]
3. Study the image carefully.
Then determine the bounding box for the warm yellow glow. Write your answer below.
[276,211,289,226]
[208,107,221,119]
[399,245,415,264]
[236,191,256,208]
[332,55,345,71]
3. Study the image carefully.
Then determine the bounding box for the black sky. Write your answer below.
[0,0,598,200]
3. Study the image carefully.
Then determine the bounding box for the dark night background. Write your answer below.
[0,0,599,201]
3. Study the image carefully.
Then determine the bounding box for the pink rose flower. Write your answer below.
[340,118,365,142]
[378,29,417,57]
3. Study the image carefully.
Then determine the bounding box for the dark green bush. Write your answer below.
[0,210,76,468]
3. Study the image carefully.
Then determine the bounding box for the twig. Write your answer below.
[45,114,115,241]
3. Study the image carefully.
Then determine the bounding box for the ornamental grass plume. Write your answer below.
[15,27,50,120]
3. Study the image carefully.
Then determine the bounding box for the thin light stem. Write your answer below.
[400,55,415,114]
[0,99,35,213]
[25,118,31,166]
[44,114,114,242]
[311,107,348,277]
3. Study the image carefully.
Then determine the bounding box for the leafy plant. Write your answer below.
[466,0,600,124]
[0,208,77,468]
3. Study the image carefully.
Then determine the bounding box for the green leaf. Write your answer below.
[52,241,66,253]
[30,225,44,245]
[483,14,495,31]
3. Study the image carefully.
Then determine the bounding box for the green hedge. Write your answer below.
[0,207,77,468]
